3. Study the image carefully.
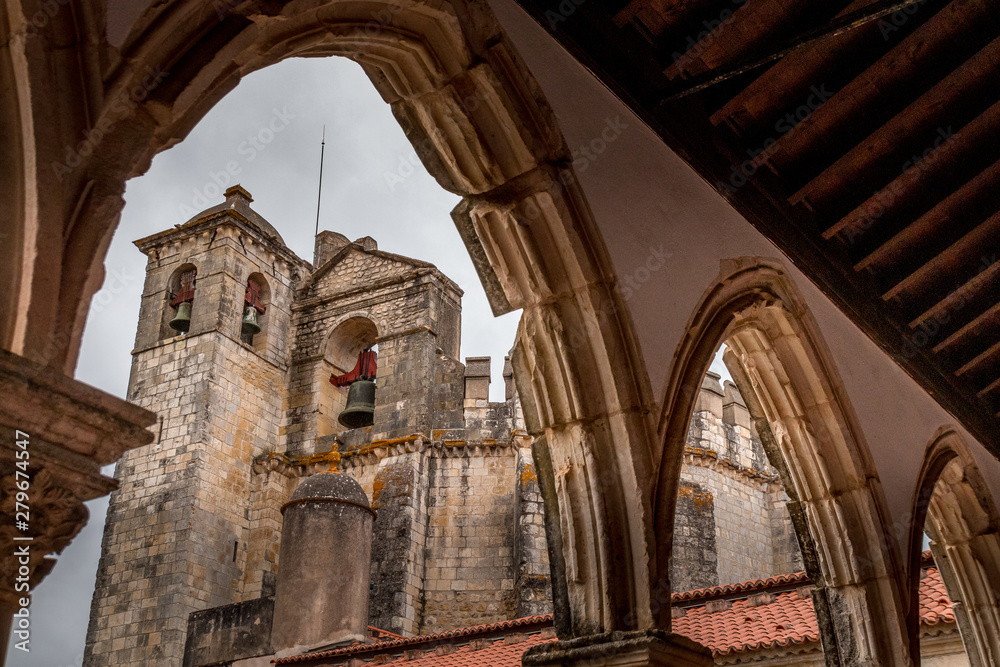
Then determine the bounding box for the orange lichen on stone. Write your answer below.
[520,464,537,486]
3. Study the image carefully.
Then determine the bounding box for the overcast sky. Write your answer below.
[8,55,730,666]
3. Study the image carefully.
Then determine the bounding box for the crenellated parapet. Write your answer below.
[244,428,548,637]
[672,372,803,592]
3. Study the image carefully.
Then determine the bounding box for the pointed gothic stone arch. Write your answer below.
[5,0,659,640]
[910,429,1000,667]
[655,257,910,666]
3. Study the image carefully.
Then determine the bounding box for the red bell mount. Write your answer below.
[245,280,266,314]
[331,350,377,387]
[169,271,196,307]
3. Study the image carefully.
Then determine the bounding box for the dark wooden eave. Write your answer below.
[513,0,1000,456]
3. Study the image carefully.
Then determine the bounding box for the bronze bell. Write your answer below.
[241,305,261,338]
[338,379,376,429]
[169,301,192,333]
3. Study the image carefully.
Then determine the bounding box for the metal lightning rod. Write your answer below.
[314,125,326,239]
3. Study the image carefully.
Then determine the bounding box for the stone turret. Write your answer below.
[272,469,375,656]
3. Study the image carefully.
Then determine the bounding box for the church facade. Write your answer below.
[84,186,804,666]
[83,184,546,665]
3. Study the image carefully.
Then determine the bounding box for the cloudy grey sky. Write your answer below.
[8,55,729,666]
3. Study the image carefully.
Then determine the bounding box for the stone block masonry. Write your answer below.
[89,189,804,667]
[671,372,803,589]
[513,447,552,617]
[85,190,306,667]
[272,434,552,636]
[670,481,718,593]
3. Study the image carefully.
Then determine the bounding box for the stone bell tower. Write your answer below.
[83,186,309,666]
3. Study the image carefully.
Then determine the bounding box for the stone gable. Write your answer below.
[310,246,435,297]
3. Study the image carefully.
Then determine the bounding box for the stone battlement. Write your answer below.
[672,371,802,593]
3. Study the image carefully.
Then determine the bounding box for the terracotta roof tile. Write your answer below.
[672,565,955,656]
[273,615,554,664]
[670,571,810,602]
[276,564,955,664]
[673,587,818,655]
[919,567,956,626]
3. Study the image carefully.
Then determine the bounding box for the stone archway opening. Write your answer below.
[19,2,662,659]
[911,432,1000,667]
[668,344,805,596]
[655,258,910,666]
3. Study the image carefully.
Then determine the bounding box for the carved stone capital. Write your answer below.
[0,349,156,594]
[0,468,87,590]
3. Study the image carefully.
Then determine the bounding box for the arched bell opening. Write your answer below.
[162,264,198,339]
[909,431,1000,667]
[240,273,270,351]
[319,316,379,437]
[655,258,910,666]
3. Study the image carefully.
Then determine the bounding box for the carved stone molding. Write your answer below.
[0,349,155,595]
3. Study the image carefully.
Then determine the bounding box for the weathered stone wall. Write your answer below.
[245,435,552,638]
[513,446,552,617]
[288,242,464,454]
[419,443,518,632]
[672,373,803,588]
[364,452,431,636]
[85,214,302,666]
[670,481,718,593]
[431,353,467,431]
[680,458,780,585]
[242,466,297,601]
[183,596,274,667]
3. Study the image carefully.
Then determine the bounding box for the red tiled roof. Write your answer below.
[273,615,555,664]
[672,586,818,655]
[670,571,810,603]
[326,632,553,666]
[368,626,405,642]
[919,568,956,626]
[276,563,955,664]
[672,565,956,656]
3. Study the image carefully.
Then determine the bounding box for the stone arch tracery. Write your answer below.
[4,0,659,642]
[910,429,1000,667]
[655,257,911,666]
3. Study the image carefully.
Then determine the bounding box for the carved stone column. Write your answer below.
[0,349,155,663]
[522,630,713,667]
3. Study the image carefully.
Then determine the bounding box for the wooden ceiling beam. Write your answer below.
[882,210,1000,304]
[825,97,1000,240]
[756,0,990,183]
[789,33,1000,212]
[934,301,1000,356]
[910,256,1000,330]
[709,0,880,132]
[614,0,714,35]
[710,0,880,134]
[656,0,935,101]
[955,339,1000,379]
[663,0,821,79]
[855,157,1000,274]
